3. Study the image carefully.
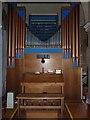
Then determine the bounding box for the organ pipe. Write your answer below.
[15,12,18,53]
[75,4,79,65]
[62,4,79,63]
[18,16,21,50]
[71,7,75,60]
[7,4,12,58]
[20,16,23,49]
[62,19,65,50]
[69,11,72,55]
[64,17,67,55]
[66,15,69,53]
[7,5,26,67]
[22,19,25,49]
[12,8,16,58]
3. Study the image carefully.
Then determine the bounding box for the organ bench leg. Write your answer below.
[17,98,20,116]
[61,99,64,118]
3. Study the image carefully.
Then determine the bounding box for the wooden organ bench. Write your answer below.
[16,73,64,114]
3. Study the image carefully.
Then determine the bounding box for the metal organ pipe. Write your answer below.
[75,4,79,65]
[7,4,12,66]
[62,19,65,50]
[64,17,67,55]
[71,7,75,61]
[7,5,26,67]
[15,12,18,56]
[69,12,72,55]
[66,15,69,53]
[21,19,23,49]
[22,18,25,49]
[12,8,16,58]
[61,4,79,64]
[18,16,21,50]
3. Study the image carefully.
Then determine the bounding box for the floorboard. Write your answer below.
[65,103,90,119]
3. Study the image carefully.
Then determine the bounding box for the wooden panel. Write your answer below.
[6,59,24,96]
[16,93,64,99]
[21,73,64,94]
[22,73,63,82]
[24,53,62,73]
[62,58,81,102]
[15,59,24,94]
[24,83,63,94]
[6,68,16,93]
[62,58,73,101]
[72,67,81,100]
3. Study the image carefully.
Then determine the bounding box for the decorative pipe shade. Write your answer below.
[29,15,58,41]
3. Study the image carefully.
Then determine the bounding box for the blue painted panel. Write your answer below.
[30,15,58,29]
[24,48,62,53]
[9,58,14,68]
[17,10,25,21]
[62,53,66,58]
[66,51,71,58]
[72,58,78,67]
[62,50,71,58]
[62,9,71,20]
[16,52,24,58]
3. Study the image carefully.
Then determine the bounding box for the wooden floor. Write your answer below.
[2,105,18,119]
[2,103,90,119]
[14,107,70,119]
[65,103,90,119]
[2,104,70,119]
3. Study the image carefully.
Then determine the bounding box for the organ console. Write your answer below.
[16,73,64,116]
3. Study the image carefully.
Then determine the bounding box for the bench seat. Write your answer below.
[16,93,64,100]
[16,93,64,110]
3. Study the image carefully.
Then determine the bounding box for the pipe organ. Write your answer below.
[61,3,79,66]
[6,3,81,113]
[7,3,26,67]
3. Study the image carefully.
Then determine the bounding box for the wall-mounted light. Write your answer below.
[41,58,45,63]
[36,54,50,64]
